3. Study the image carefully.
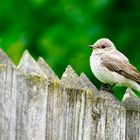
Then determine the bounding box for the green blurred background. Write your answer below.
[0,0,140,99]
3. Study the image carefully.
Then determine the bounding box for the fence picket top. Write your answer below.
[79,72,98,93]
[77,75,89,89]
[0,49,137,140]
[99,89,124,107]
[37,57,59,81]
[61,65,82,88]
[0,48,15,67]
[122,88,140,111]
[17,50,44,76]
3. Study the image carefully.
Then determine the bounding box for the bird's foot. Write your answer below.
[100,83,114,92]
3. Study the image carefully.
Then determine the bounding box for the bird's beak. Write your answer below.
[89,45,94,49]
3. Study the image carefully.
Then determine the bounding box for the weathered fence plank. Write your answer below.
[0,49,17,140]
[17,50,44,75]
[98,90,126,140]
[16,51,48,140]
[38,57,65,140]
[61,66,86,140]
[61,65,81,88]
[0,49,14,66]
[0,49,140,140]
[79,73,98,92]
[45,81,64,140]
[37,57,59,81]
[123,88,140,140]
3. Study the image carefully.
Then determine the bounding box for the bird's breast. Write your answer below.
[90,54,104,80]
[90,54,124,85]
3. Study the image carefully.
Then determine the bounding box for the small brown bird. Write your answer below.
[89,38,140,91]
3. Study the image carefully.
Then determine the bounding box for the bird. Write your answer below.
[89,38,140,92]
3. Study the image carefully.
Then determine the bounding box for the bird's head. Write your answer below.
[89,38,116,54]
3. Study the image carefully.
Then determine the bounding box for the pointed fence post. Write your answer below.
[0,49,17,140]
[38,57,64,140]
[37,57,59,81]
[61,65,87,140]
[79,72,99,139]
[79,72,98,93]
[61,65,82,88]
[0,49,15,66]
[122,88,140,140]
[0,49,140,140]
[16,51,48,140]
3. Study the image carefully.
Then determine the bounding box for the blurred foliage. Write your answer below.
[0,0,140,99]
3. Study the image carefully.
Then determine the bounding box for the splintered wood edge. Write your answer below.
[79,73,98,92]
[17,50,44,76]
[0,48,15,67]
[61,65,82,88]
[0,49,98,91]
[98,89,122,105]
[122,88,140,110]
[37,57,59,81]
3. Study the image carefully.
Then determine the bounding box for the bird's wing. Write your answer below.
[101,54,140,84]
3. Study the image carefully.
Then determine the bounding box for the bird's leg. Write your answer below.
[100,83,114,92]
[100,83,108,90]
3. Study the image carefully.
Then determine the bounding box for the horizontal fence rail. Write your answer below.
[0,49,139,140]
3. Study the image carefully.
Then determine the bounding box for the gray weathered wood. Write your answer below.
[0,50,17,140]
[82,89,95,140]
[61,65,82,88]
[37,57,59,81]
[37,57,65,140]
[18,50,44,75]
[0,50,139,140]
[16,52,48,140]
[46,82,66,140]
[0,49,15,66]
[61,87,90,140]
[61,66,97,140]
[122,88,140,140]
[79,72,98,93]
[97,90,126,140]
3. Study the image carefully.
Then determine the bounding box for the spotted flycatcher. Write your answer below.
[89,38,140,92]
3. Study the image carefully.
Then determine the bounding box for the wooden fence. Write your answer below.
[0,49,139,140]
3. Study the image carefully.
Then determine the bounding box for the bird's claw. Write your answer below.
[100,83,114,92]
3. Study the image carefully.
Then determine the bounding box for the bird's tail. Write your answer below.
[127,80,140,92]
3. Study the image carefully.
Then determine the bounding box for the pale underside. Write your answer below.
[90,52,140,92]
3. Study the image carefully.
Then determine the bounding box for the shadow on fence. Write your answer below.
[0,49,139,140]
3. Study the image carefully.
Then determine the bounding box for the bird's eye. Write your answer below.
[101,45,106,49]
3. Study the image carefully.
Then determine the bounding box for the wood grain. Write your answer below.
[0,49,139,140]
